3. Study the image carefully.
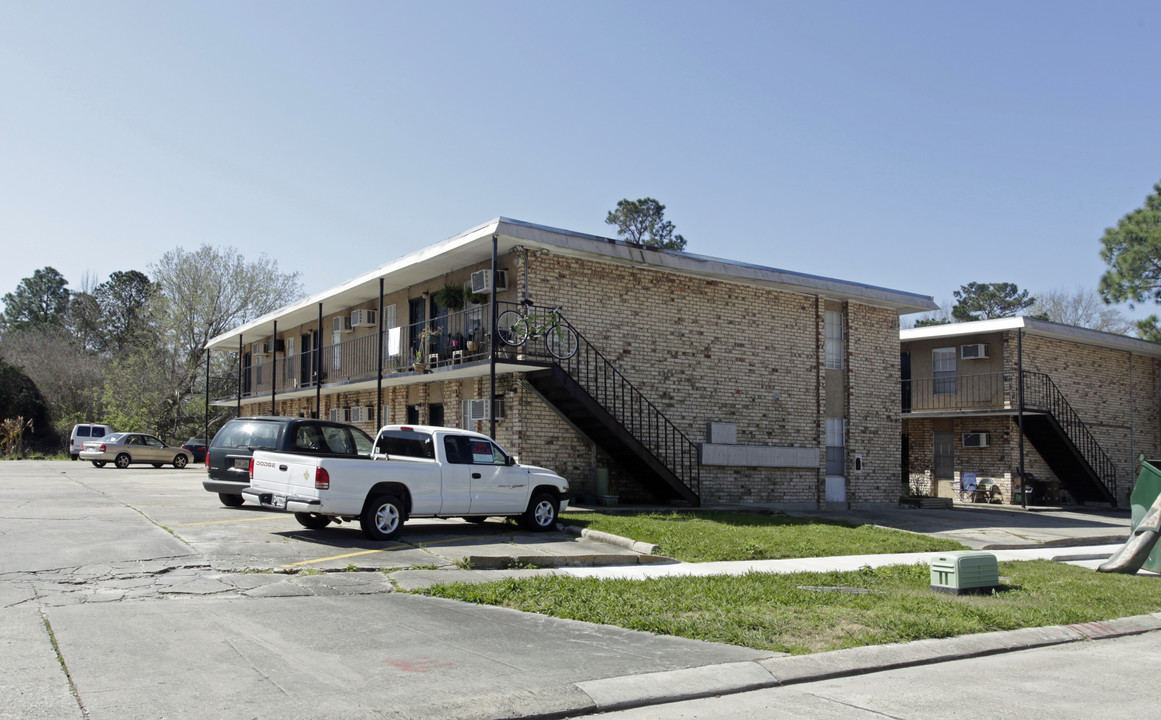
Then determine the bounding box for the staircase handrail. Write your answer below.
[499,302,700,497]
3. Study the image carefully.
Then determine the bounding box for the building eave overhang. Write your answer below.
[207,217,938,351]
[901,316,1161,357]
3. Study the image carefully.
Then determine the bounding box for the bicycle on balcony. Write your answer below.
[497,299,579,360]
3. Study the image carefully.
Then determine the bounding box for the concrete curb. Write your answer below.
[548,612,1161,718]
[980,534,1128,550]
[561,524,660,555]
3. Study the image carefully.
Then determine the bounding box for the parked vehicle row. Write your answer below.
[73,416,570,542]
[244,424,570,540]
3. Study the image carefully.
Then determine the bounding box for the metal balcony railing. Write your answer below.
[234,304,496,397]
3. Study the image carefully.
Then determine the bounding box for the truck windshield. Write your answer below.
[375,430,434,458]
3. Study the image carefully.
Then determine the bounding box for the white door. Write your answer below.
[825,476,847,503]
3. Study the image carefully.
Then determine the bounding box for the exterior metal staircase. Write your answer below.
[502,304,701,506]
[1019,372,1118,506]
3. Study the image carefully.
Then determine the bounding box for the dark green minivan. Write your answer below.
[203,417,374,507]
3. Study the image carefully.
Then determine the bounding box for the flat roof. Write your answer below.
[207,217,938,350]
[901,316,1161,357]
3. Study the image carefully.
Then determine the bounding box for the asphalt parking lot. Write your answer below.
[40,461,642,574]
[1,461,767,720]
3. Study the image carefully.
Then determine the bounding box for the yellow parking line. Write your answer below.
[171,516,294,527]
[282,535,482,568]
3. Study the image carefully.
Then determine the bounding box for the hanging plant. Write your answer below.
[463,285,489,306]
[433,284,465,310]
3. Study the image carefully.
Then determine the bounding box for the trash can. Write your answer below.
[1131,457,1161,573]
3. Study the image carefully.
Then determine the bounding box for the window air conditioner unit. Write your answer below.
[252,342,269,356]
[349,406,372,423]
[467,398,505,422]
[962,432,990,448]
[961,343,990,360]
[351,309,378,328]
[470,269,508,294]
[329,408,350,423]
[332,315,353,334]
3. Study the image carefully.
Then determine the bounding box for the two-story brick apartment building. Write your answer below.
[206,218,936,509]
[902,317,1161,508]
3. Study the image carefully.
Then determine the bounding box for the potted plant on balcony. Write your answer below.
[433,284,465,311]
[412,325,440,372]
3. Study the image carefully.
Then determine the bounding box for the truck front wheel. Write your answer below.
[522,492,559,532]
[361,494,405,540]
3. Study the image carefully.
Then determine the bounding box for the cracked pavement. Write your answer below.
[6,461,753,720]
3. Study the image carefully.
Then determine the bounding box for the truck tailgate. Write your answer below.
[250,451,322,500]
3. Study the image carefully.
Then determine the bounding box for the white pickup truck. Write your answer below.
[242,425,570,540]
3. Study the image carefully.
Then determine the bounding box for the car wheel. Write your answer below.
[294,512,332,529]
[173,455,188,469]
[152,463,163,468]
[522,491,558,532]
[464,516,489,524]
[114,453,131,469]
[360,494,405,541]
[219,493,244,507]
[91,460,106,468]
[70,454,78,461]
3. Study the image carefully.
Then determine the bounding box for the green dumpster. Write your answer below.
[1131,458,1161,574]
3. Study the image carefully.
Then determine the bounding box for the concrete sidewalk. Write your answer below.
[555,543,1137,581]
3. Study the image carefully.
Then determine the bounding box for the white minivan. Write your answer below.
[69,423,114,460]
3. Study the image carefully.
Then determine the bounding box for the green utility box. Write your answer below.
[929,551,1000,595]
[1131,457,1161,574]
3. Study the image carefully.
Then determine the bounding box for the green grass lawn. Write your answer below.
[421,561,1161,655]
[560,510,966,562]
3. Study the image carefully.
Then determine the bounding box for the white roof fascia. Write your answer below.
[207,217,937,351]
[205,220,502,350]
[901,316,1161,357]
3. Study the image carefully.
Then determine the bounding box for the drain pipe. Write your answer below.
[271,319,277,415]
[316,303,323,419]
[489,234,498,440]
[1018,327,1026,509]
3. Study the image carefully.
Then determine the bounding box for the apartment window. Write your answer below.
[824,310,844,369]
[933,347,956,395]
[332,331,342,372]
[825,418,845,476]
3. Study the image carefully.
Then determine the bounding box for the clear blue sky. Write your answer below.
[3,1,1159,320]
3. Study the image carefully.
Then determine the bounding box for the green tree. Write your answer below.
[605,198,688,250]
[0,357,57,452]
[146,245,303,438]
[1098,181,1161,340]
[96,270,156,354]
[65,290,105,353]
[1,267,70,333]
[951,282,1037,322]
